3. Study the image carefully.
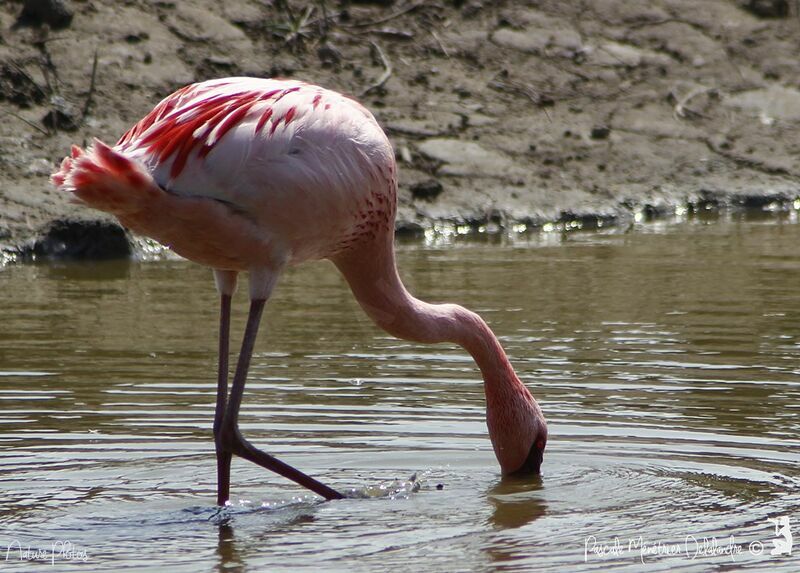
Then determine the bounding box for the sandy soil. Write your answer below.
[2,0,800,256]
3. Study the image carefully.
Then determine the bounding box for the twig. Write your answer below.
[360,42,392,97]
[673,86,718,120]
[81,49,99,121]
[33,28,60,94]
[4,111,50,136]
[317,0,329,38]
[7,62,48,101]
[344,1,423,29]
[40,58,53,97]
[619,17,677,30]
[275,0,296,23]
[431,31,450,58]
[489,76,553,107]
[488,74,553,121]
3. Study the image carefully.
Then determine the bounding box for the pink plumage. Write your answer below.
[56,78,395,268]
[52,77,546,504]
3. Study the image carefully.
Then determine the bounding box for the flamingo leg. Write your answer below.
[214,293,233,506]
[216,299,344,503]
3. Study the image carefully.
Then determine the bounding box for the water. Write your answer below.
[1,218,799,571]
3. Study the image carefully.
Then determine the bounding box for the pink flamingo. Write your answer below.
[51,78,547,504]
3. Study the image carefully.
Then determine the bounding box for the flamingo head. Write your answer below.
[485,374,547,476]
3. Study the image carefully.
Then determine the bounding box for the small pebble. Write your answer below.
[410,179,444,201]
[20,0,74,29]
[590,125,611,140]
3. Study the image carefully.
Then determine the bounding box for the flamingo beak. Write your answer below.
[511,440,545,476]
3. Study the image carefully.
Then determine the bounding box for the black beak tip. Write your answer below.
[510,441,545,476]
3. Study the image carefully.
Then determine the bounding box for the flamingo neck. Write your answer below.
[332,238,527,398]
[334,236,545,474]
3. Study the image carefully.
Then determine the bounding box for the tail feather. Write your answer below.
[51,139,161,216]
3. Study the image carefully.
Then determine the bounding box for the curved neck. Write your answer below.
[332,238,521,392]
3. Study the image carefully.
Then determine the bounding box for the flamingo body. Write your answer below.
[57,78,395,270]
[52,77,547,503]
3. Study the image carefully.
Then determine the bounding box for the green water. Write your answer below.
[1,219,798,571]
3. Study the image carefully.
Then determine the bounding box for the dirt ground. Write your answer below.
[2,0,800,256]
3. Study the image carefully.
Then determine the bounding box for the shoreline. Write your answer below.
[4,196,798,266]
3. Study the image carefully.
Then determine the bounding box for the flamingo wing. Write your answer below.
[118,79,384,206]
[115,77,395,261]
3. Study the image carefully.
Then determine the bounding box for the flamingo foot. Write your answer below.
[215,426,344,503]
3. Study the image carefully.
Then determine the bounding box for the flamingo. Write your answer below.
[51,77,547,504]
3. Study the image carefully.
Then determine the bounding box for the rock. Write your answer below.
[592,42,643,67]
[735,192,793,209]
[221,3,264,27]
[725,85,800,121]
[196,55,240,78]
[417,138,520,177]
[462,1,483,18]
[125,32,149,44]
[491,29,548,55]
[491,10,582,57]
[397,144,413,164]
[440,30,489,54]
[587,42,670,68]
[42,109,79,132]
[629,22,726,66]
[386,111,462,138]
[590,125,611,140]
[19,0,73,29]
[166,5,249,44]
[466,113,496,127]
[205,55,236,68]
[689,190,724,213]
[558,210,618,229]
[269,58,299,78]
[410,179,444,201]
[588,0,669,25]
[317,43,343,68]
[41,96,80,131]
[395,221,425,238]
[30,220,132,260]
[743,0,789,18]
[388,120,450,138]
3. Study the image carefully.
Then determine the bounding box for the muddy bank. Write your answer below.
[2,0,800,257]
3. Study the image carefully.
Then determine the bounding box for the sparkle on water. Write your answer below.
[1,215,799,571]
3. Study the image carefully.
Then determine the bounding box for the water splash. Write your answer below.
[344,472,422,500]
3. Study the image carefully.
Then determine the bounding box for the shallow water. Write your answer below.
[1,218,799,571]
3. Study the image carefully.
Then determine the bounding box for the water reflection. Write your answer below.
[40,259,133,282]
[216,525,241,573]
[487,476,546,530]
